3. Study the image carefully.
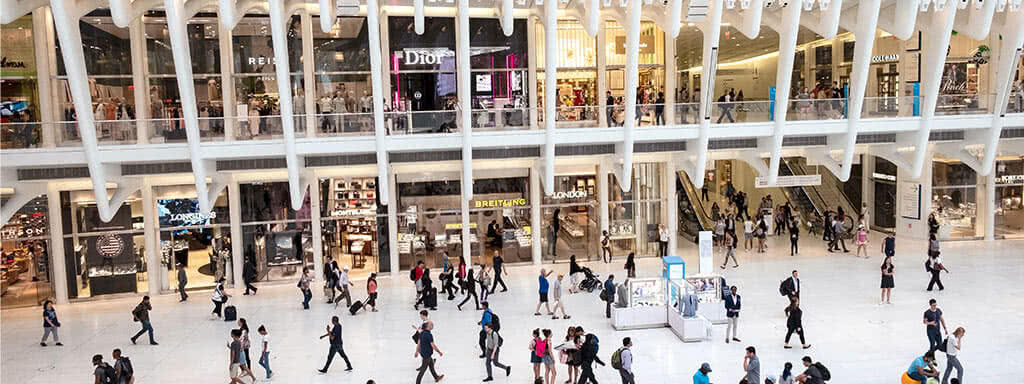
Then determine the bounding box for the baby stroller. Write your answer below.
[576,267,602,293]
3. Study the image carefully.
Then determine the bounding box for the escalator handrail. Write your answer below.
[792,160,858,219]
[679,172,714,231]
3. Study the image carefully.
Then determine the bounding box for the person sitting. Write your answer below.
[903,351,939,384]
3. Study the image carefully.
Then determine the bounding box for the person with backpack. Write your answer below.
[780,270,801,300]
[41,299,62,346]
[414,268,434,311]
[796,356,830,383]
[478,302,496,357]
[482,322,510,382]
[112,349,134,384]
[602,275,616,318]
[926,250,949,292]
[130,296,157,345]
[529,329,545,382]
[93,354,117,384]
[577,333,605,384]
[612,337,634,384]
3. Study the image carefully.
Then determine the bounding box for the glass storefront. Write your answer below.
[1,16,42,149]
[542,173,598,262]
[389,16,458,134]
[609,163,667,258]
[470,175,533,264]
[397,175,464,270]
[312,16,373,136]
[994,158,1024,238]
[872,157,897,230]
[232,15,303,140]
[536,20,599,126]
[319,177,385,279]
[605,21,665,126]
[155,186,231,293]
[932,160,978,239]
[61,190,147,299]
[1,196,55,308]
[469,18,529,131]
[239,182,313,282]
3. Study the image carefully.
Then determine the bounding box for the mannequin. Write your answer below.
[199,106,210,135]
[318,95,333,133]
[293,90,305,132]
[248,102,261,138]
[150,87,165,137]
[332,91,347,133]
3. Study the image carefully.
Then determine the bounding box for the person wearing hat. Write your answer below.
[176,263,188,302]
[855,224,869,258]
[336,266,354,308]
[692,362,712,384]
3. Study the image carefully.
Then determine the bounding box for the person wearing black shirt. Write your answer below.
[457,269,480,311]
[318,316,353,373]
[654,92,665,125]
[784,297,810,349]
[577,333,606,384]
[606,91,616,126]
[243,255,258,295]
[414,322,444,383]
[491,253,508,293]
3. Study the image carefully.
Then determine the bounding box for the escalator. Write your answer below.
[778,159,824,221]
[676,171,714,243]
[778,157,861,235]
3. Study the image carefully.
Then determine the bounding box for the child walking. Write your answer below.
[855,225,869,258]
[257,325,272,379]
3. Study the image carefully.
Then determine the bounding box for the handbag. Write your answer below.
[558,350,569,364]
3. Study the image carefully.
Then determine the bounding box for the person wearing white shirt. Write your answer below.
[743,219,754,252]
[942,327,965,384]
[658,224,670,256]
[618,337,634,384]
[335,266,353,308]
[257,325,273,379]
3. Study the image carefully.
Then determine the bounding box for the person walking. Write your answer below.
[318,316,353,373]
[414,268,434,311]
[439,268,457,300]
[491,252,508,293]
[601,230,612,263]
[478,265,492,304]
[654,92,665,125]
[478,302,495,357]
[658,224,670,256]
[743,217,754,252]
[854,225,869,258]
[482,322,510,382]
[782,270,801,299]
[551,274,571,319]
[882,231,896,258]
[784,296,810,349]
[93,353,117,384]
[942,327,965,384]
[257,325,272,379]
[457,268,481,311]
[606,91,616,126]
[720,232,739,269]
[325,256,340,303]
[228,329,245,384]
[569,255,583,293]
[724,286,741,343]
[616,337,635,384]
[829,217,850,253]
[603,275,616,319]
[692,362,712,384]
[624,252,637,278]
[742,346,760,384]
[299,267,314,309]
[577,333,606,384]
[414,321,445,383]
[336,266,354,308]
[789,219,800,256]
[550,209,561,258]
[927,249,949,292]
[236,318,258,383]
[716,91,735,123]
[176,263,188,302]
[211,278,229,318]
[112,348,133,384]
[880,256,895,305]
[365,272,379,312]
[242,256,258,295]
[924,299,948,353]
[41,300,62,346]
[130,296,157,345]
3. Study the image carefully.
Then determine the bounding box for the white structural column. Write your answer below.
[981,10,1024,175]
[310,176,324,279]
[141,180,161,297]
[228,180,244,292]
[32,8,57,147]
[414,0,424,34]
[49,0,122,222]
[597,22,608,128]
[666,166,678,254]
[616,0,641,191]
[599,161,610,234]
[764,2,802,185]
[531,166,542,264]
[266,0,303,210]
[837,0,881,181]
[129,17,151,144]
[302,10,317,138]
[664,29,676,126]
[906,5,957,179]
[218,14,236,141]
[985,174,996,240]
[542,0,558,195]
[457,0,473,203]
[461,197,471,264]
[691,0,724,189]
[527,16,539,130]
[380,12,392,110]
[368,0,391,205]
[45,183,68,304]
[387,169,399,276]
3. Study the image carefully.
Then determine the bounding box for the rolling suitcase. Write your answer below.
[424,288,438,309]
[348,300,364,315]
[223,305,237,321]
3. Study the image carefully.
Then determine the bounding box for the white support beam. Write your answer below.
[318,0,335,32]
[45,183,68,304]
[763,2,801,185]
[367,0,391,205]
[737,0,764,39]
[805,148,842,179]
[32,7,57,147]
[877,0,920,40]
[738,151,770,177]
[528,16,539,130]
[836,0,880,181]
[542,0,558,195]
[266,0,304,210]
[0,183,46,225]
[690,0,725,190]
[0,0,48,24]
[815,0,842,39]
[904,5,957,179]
[980,10,1024,176]
[496,0,514,36]
[302,10,317,138]
[414,0,425,34]
[109,0,163,27]
[871,145,913,171]
[616,0,642,192]
[457,0,474,202]
[956,0,996,40]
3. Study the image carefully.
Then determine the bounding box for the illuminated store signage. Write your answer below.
[473,198,527,208]
[871,54,899,63]
[996,174,1024,184]
[247,56,277,66]
[399,48,455,65]
[551,190,588,199]
[872,172,897,181]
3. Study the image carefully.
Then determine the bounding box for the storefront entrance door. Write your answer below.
[874,181,897,229]
[542,203,598,263]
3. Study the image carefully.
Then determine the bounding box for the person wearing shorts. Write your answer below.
[743,218,754,252]
[229,329,245,384]
[534,269,554,316]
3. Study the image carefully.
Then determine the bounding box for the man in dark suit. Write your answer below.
[783,270,801,299]
[724,286,741,343]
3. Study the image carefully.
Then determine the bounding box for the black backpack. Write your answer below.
[119,356,134,377]
[100,363,117,384]
[813,362,831,381]
[925,259,933,273]
[489,313,501,332]
[409,268,417,281]
[779,279,789,296]
[937,337,949,353]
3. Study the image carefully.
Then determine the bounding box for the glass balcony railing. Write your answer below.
[314,112,375,137]
[860,96,920,118]
[673,103,700,125]
[709,100,772,124]
[384,110,459,135]
[1007,92,1024,114]
[935,93,995,116]
[470,107,531,131]
[788,98,848,121]
[538,105,600,128]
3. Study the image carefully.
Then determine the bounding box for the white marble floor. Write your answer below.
[2,233,1022,383]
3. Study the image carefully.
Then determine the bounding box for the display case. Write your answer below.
[685,275,727,324]
[611,277,668,330]
[667,280,712,342]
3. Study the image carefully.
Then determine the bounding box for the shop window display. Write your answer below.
[319,177,384,279]
[931,160,978,239]
[1,16,43,149]
[53,11,136,145]
[61,191,147,299]
[468,18,530,131]
[232,15,304,140]
[536,20,599,127]
[541,174,598,262]
[240,182,313,282]
[310,16,373,135]
[469,175,532,264]
[994,159,1024,238]
[156,187,232,293]
[1,196,55,308]
[388,16,459,134]
[608,163,668,258]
